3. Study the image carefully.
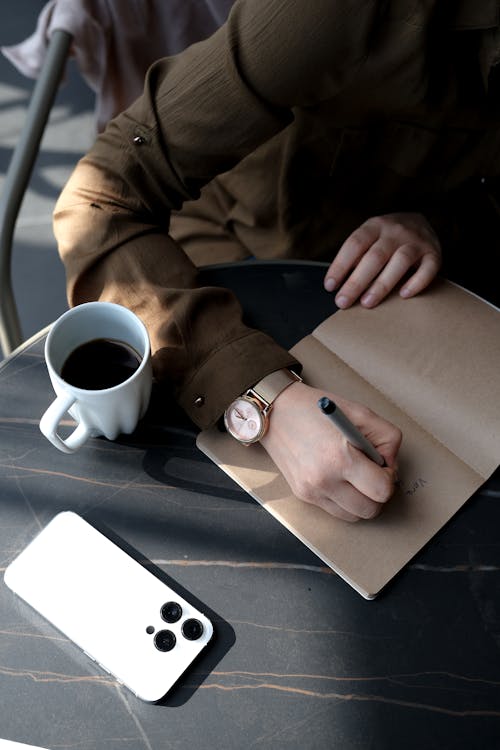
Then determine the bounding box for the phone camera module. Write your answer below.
[182,618,204,641]
[154,629,176,652]
[161,601,182,623]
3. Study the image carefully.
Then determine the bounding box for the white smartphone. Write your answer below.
[4,511,214,702]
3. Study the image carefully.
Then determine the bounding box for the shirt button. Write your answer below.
[194,396,205,407]
[480,176,487,185]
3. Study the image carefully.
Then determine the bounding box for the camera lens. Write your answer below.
[182,618,204,641]
[161,601,182,623]
[154,629,176,652]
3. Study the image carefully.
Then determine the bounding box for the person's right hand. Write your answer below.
[260,382,402,522]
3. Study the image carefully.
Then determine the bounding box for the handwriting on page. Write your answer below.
[403,477,428,496]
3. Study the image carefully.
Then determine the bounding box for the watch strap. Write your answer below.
[250,368,302,407]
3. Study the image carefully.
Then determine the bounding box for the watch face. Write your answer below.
[224,396,266,444]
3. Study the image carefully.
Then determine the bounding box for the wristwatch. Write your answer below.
[224,369,302,445]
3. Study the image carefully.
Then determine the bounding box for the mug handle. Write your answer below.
[39,392,93,454]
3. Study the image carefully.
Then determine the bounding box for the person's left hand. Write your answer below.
[323,212,442,308]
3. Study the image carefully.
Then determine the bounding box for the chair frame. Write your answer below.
[0,29,72,356]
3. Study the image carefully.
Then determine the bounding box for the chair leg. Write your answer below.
[0,29,72,357]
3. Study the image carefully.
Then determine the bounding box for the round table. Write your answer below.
[0,262,498,750]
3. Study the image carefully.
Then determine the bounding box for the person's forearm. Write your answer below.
[54,160,297,428]
[53,0,363,425]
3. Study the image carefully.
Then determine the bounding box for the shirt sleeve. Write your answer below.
[53,0,374,428]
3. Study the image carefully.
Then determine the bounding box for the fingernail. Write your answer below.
[324,277,336,292]
[400,286,411,298]
[335,294,349,308]
[361,293,375,307]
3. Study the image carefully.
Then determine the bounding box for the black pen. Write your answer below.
[317,396,386,467]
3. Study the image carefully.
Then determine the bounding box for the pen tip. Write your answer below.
[318,396,335,414]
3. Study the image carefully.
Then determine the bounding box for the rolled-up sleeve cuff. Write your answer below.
[177,330,300,429]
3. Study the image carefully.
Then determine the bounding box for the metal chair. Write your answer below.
[0,29,72,356]
[0,0,238,359]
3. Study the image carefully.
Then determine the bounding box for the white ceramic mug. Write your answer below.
[40,302,153,454]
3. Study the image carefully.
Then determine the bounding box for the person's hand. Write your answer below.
[323,212,442,309]
[260,382,402,522]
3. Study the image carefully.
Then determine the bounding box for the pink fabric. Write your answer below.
[1,0,234,131]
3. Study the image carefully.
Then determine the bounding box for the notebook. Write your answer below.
[197,280,500,599]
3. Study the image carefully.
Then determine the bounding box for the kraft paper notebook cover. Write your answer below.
[196,280,500,599]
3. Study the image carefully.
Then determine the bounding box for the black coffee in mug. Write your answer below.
[61,338,142,390]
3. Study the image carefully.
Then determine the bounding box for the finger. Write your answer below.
[324,223,379,292]
[399,252,442,298]
[359,242,425,307]
[313,495,361,523]
[329,484,386,520]
[342,446,395,505]
[353,414,403,469]
[333,240,394,308]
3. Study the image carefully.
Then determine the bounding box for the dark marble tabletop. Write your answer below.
[0,262,499,750]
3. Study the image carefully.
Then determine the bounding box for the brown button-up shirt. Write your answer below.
[54,0,500,428]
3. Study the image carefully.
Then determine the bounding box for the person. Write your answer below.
[53,0,499,522]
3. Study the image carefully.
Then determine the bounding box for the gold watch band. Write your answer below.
[250,368,302,407]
